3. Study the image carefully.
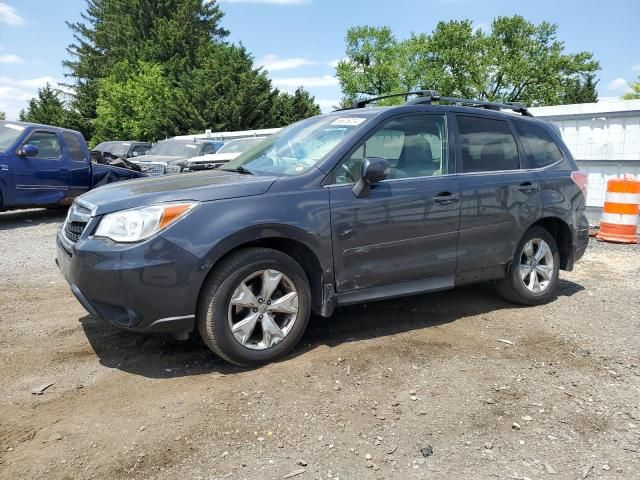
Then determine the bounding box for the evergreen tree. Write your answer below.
[19,84,68,126]
[64,0,315,141]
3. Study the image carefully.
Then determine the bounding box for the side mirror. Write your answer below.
[17,144,39,158]
[352,157,389,198]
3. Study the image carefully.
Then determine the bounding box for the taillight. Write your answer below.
[571,171,588,197]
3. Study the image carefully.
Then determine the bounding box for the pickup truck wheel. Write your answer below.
[197,247,311,366]
[496,226,560,305]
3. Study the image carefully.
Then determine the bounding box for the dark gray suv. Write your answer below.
[56,92,589,366]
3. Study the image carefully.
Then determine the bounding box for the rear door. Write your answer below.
[328,113,460,293]
[454,114,542,273]
[10,129,70,207]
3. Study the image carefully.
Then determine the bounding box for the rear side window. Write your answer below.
[62,132,85,162]
[24,131,61,159]
[457,116,519,173]
[513,120,563,168]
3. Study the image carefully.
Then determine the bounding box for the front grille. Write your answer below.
[140,163,166,176]
[64,221,86,242]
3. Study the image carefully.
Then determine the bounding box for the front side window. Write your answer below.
[457,116,519,173]
[334,114,447,184]
[62,132,85,162]
[24,131,61,159]
[513,120,563,168]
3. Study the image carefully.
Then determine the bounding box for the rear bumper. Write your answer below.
[56,228,204,334]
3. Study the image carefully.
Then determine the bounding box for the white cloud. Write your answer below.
[0,53,22,64]
[272,75,339,89]
[257,54,317,72]
[0,2,24,26]
[218,0,309,4]
[0,76,65,120]
[328,59,342,69]
[607,77,631,92]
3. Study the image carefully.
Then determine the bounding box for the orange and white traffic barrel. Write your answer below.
[596,175,640,244]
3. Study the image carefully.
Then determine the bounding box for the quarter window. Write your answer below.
[334,115,447,184]
[62,132,85,162]
[457,116,519,173]
[24,131,61,159]
[513,120,563,168]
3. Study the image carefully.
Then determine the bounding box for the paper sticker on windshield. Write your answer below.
[331,117,366,126]
[186,144,197,148]
[4,123,25,131]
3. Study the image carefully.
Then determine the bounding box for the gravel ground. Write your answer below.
[1,208,640,480]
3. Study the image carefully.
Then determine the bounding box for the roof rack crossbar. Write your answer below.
[349,90,533,117]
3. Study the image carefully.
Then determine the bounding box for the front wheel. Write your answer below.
[197,247,311,366]
[496,226,560,305]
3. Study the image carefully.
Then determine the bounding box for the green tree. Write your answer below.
[271,87,322,127]
[562,73,598,104]
[622,76,640,100]
[336,16,600,107]
[65,0,311,140]
[64,0,228,134]
[0,111,5,120]
[19,84,68,126]
[93,60,176,143]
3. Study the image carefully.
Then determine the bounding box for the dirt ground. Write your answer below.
[1,209,639,480]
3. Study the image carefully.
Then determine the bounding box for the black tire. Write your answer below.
[197,247,311,366]
[496,226,560,305]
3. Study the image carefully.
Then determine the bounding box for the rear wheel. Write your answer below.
[197,247,311,366]
[497,226,560,305]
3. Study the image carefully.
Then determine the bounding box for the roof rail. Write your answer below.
[350,90,533,117]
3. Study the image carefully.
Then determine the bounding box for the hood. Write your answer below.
[78,170,278,216]
[188,153,239,164]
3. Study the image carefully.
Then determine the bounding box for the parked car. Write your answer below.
[133,139,223,174]
[184,137,265,171]
[0,121,145,211]
[56,91,589,366]
[92,141,151,159]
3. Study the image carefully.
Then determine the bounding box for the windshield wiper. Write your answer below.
[223,166,254,175]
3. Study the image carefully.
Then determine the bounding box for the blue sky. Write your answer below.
[0,0,639,121]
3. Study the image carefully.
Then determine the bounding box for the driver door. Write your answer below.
[328,113,460,294]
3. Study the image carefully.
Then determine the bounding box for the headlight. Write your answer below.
[94,202,197,243]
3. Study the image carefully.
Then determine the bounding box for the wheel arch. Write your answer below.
[527,216,574,270]
[197,225,331,317]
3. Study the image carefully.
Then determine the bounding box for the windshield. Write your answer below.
[148,140,200,157]
[221,114,375,176]
[0,122,26,152]
[94,141,130,156]
[217,138,264,154]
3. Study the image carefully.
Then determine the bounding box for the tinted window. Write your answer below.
[131,145,149,155]
[335,115,447,184]
[457,116,519,173]
[24,131,61,159]
[513,120,563,168]
[62,132,85,161]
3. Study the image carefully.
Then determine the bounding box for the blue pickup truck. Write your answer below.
[0,121,144,211]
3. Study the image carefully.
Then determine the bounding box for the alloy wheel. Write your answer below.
[227,269,299,350]
[518,238,554,293]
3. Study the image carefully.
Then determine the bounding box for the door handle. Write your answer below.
[518,182,538,193]
[433,192,460,205]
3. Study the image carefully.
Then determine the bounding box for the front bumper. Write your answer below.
[56,228,205,334]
